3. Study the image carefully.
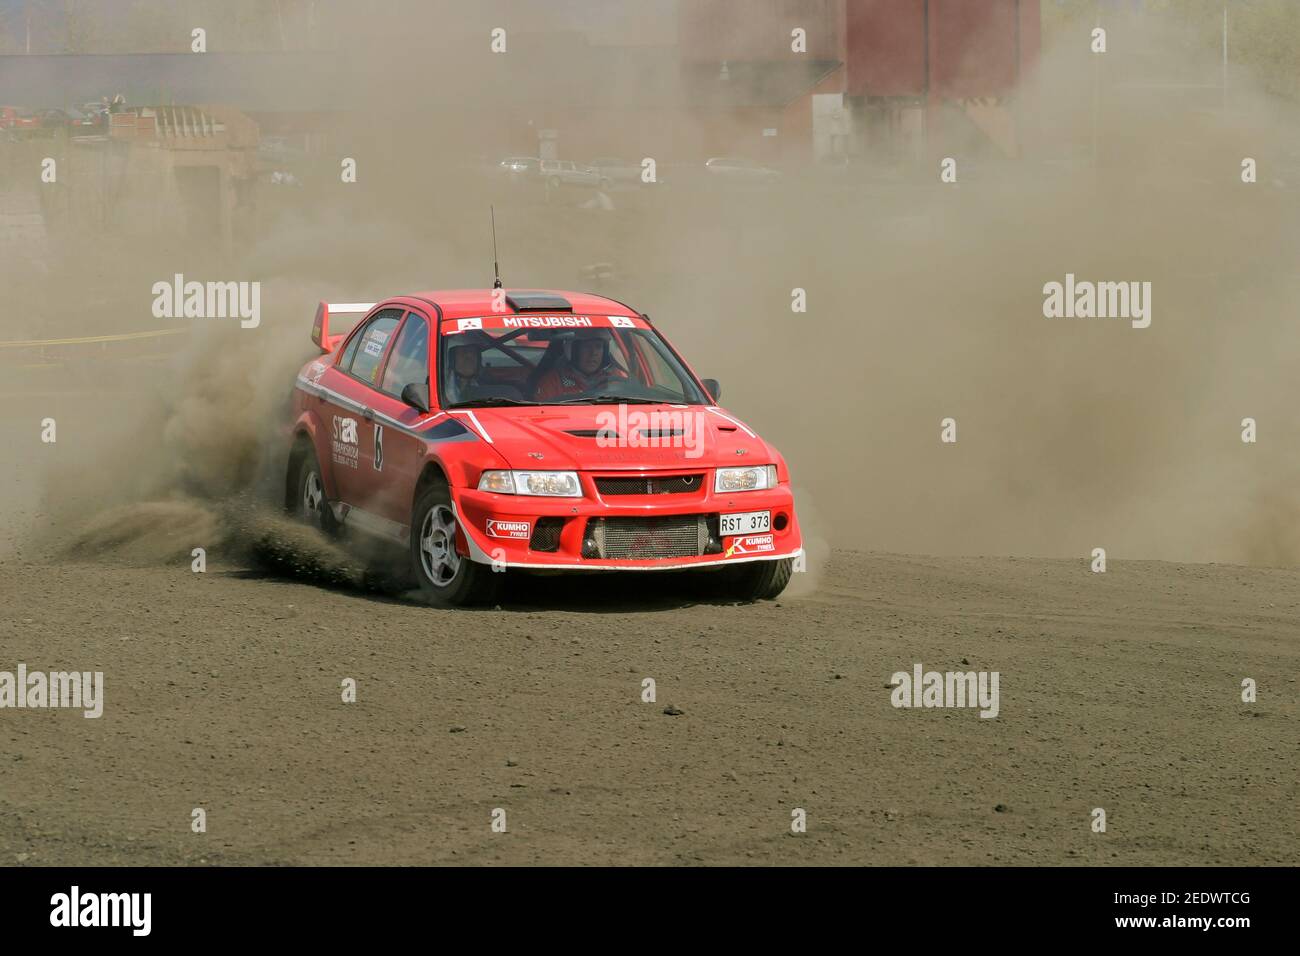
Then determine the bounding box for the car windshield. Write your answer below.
[439,316,709,408]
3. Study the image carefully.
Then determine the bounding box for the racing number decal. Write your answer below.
[373,423,384,472]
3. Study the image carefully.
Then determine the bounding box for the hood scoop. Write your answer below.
[507,292,572,312]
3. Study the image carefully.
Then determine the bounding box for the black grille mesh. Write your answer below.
[529,517,564,552]
[595,474,703,496]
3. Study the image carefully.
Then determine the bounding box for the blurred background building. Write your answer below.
[0,0,1040,163]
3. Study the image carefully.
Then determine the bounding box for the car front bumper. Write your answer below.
[453,482,802,571]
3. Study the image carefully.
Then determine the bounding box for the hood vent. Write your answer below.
[566,428,618,439]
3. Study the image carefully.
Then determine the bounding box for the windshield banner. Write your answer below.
[442,314,649,334]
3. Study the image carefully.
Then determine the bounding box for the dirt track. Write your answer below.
[1,545,1294,866]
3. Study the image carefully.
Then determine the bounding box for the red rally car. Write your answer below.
[286,289,803,605]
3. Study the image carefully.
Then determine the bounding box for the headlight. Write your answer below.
[714,465,777,493]
[477,470,582,497]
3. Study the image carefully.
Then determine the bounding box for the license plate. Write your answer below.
[720,510,770,535]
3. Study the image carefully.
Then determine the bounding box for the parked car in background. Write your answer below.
[704,157,782,183]
[589,158,643,186]
[32,108,103,137]
[498,156,540,178]
[540,159,604,189]
[0,107,39,135]
[33,108,73,133]
[70,107,107,135]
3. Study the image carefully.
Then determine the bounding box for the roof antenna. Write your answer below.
[490,206,503,289]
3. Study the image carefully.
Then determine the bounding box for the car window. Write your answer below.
[337,326,364,370]
[437,322,707,407]
[380,312,429,397]
[342,309,402,385]
[635,336,692,396]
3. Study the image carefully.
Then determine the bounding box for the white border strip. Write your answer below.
[451,505,800,571]
[449,409,493,443]
[486,548,803,572]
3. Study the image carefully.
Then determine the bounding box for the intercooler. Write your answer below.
[582,514,720,560]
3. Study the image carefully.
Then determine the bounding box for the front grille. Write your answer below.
[584,515,717,559]
[595,474,703,496]
[529,517,564,552]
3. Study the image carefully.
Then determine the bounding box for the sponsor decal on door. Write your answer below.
[332,416,359,469]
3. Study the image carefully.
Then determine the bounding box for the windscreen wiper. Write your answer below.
[446,397,539,407]
[551,395,665,405]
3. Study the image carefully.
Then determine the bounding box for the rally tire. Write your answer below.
[294,446,340,537]
[410,482,501,607]
[723,558,793,602]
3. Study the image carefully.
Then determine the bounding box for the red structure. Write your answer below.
[678,0,1040,161]
[847,0,1038,98]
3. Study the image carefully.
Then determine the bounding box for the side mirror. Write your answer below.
[701,378,721,403]
[401,382,430,413]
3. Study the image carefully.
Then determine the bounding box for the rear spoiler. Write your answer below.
[313,301,375,353]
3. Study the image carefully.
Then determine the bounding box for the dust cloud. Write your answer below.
[3,1,1300,576]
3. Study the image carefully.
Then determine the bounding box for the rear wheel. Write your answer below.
[410,481,501,607]
[720,558,793,602]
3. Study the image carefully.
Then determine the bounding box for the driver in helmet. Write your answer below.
[535,330,627,401]
[444,342,484,404]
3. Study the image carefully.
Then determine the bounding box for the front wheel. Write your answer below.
[293,446,339,536]
[410,482,501,607]
[720,558,793,602]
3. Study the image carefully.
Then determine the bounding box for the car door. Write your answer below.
[367,309,437,530]
[317,307,402,513]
